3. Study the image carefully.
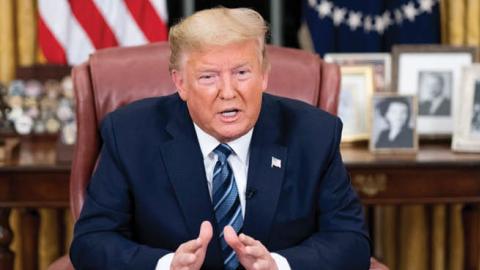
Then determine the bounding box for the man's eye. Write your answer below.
[236,70,251,79]
[199,74,215,84]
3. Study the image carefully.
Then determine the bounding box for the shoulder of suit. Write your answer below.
[105,93,179,119]
[100,93,181,129]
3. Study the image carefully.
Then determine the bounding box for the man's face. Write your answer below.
[385,102,408,129]
[422,74,443,99]
[171,40,268,142]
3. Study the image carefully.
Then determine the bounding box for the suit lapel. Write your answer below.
[243,96,287,246]
[159,101,223,267]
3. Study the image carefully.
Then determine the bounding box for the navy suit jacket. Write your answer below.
[70,93,370,270]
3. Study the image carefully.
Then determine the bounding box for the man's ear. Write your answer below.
[261,70,269,92]
[171,69,188,101]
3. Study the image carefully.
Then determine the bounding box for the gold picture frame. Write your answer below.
[338,66,374,142]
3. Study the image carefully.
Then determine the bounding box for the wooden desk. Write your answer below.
[0,140,478,270]
[343,144,480,204]
[0,138,70,270]
[343,143,480,270]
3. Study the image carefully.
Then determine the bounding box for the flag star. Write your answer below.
[332,7,347,26]
[375,16,386,34]
[317,0,333,18]
[419,0,435,13]
[364,16,372,32]
[308,0,317,8]
[403,2,417,21]
[347,11,362,30]
[394,9,403,24]
[382,11,392,28]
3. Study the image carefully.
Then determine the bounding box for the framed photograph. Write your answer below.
[452,65,480,152]
[324,53,391,92]
[338,66,374,142]
[370,94,418,153]
[392,45,477,137]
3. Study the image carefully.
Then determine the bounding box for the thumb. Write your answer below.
[223,226,244,252]
[198,221,213,246]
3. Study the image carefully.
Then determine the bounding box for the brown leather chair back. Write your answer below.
[70,41,340,219]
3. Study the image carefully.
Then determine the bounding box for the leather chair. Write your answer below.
[49,41,341,269]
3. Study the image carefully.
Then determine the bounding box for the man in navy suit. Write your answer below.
[70,7,370,270]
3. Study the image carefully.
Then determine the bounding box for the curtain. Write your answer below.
[373,204,466,270]
[0,0,16,83]
[0,0,44,83]
[304,0,441,56]
[441,0,480,46]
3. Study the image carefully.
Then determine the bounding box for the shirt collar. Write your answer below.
[193,123,253,164]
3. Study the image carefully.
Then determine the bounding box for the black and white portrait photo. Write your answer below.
[471,81,480,135]
[371,95,417,152]
[417,71,452,116]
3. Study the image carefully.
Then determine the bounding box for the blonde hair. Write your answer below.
[168,7,269,71]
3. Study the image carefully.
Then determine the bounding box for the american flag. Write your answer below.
[38,0,168,65]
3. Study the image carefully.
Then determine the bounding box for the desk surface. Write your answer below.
[0,138,70,171]
[341,143,480,168]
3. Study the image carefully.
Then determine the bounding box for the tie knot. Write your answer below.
[214,143,232,163]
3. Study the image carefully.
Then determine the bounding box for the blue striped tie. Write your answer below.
[212,144,243,270]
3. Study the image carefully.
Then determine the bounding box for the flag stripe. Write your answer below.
[150,0,169,22]
[38,14,67,64]
[38,0,95,65]
[69,0,119,49]
[38,0,168,65]
[92,0,148,46]
[124,0,168,42]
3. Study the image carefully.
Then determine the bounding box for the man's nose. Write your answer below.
[219,75,236,99]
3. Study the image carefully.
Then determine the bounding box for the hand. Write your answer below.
[171,221,213,270]
[224,226,278,270]
[370,257,389,270]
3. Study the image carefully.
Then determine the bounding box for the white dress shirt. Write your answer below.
[155,124,290,269]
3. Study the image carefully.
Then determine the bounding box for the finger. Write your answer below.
[244,245,264,258]
[198,221,213,246]
[253,260,269,269]
[239,233,258,246]
[178,238,202,253]
[174,252,196,266]
[224,226,244,253]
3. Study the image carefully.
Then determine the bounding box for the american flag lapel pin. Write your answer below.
[271,156,281,168]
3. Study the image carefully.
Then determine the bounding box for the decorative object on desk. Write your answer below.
[61,76,74,99]
[14,115,34,135]
[8,80,25,96]
[4,76,76,141]
[338,66,374,142]
[0,83,13,134]
[45,117,61,134]
[392,45,477,137]
[24,80,43,97]
[370,94,418,153]
[452,65,480,153]
[325,53,391,92]
[61,121,76,145]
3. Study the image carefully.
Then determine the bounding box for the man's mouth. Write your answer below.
[221,109,239,117]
